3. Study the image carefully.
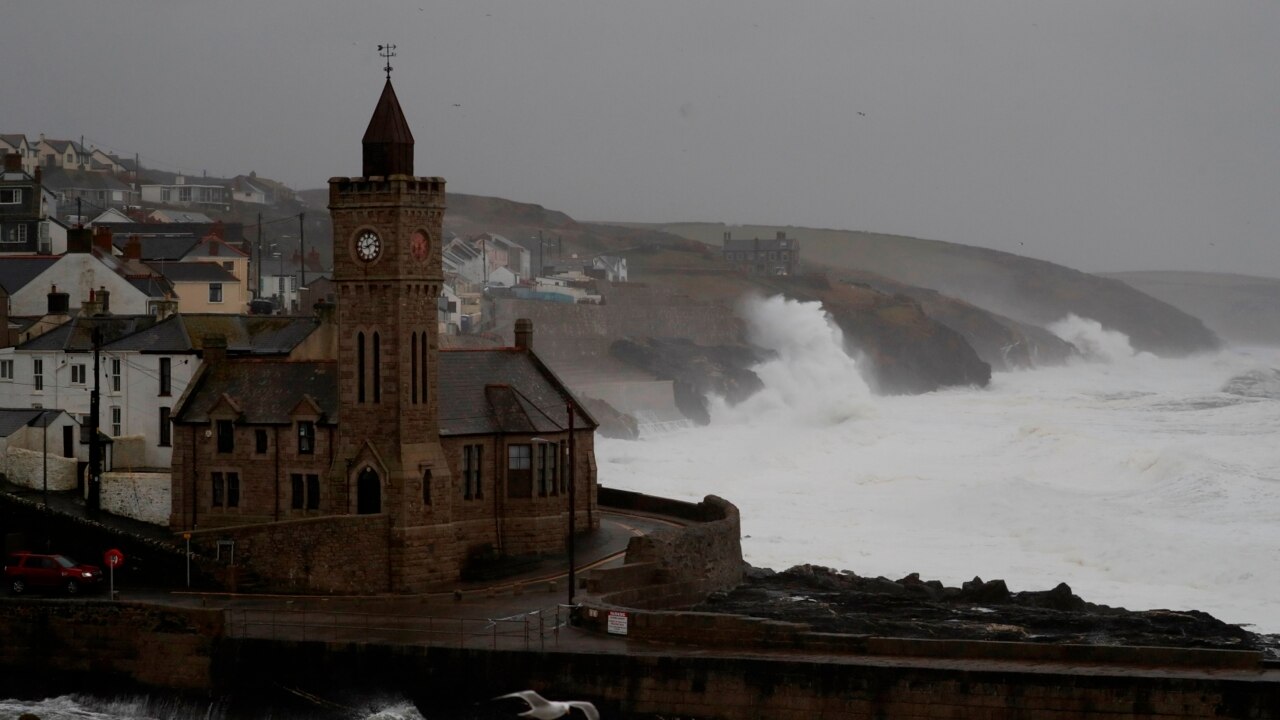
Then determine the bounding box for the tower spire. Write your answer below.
[362,46,414,177]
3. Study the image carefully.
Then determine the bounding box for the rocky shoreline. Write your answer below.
[697,565,1278,658]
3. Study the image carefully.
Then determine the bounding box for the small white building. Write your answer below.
[140,176,228,209]
[592,255,628,283]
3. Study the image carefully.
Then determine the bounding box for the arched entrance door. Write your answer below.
[357,467,381,514]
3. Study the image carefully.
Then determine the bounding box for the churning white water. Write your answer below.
[599,295,1280,633]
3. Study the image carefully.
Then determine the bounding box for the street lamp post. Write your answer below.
[566,398,576,606]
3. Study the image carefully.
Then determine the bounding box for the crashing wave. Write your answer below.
[1222,368,1280,399]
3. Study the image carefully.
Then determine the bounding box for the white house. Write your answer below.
[0,135,38,174]
[0,408,78,492]
[140,176,228,209]
[5,230,172,317]
[592,255,628,283]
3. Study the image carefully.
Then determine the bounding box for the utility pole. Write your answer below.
[256,212,263,299]
[86,327,103,514]
[298,212,306,290]
[567,398,576,606]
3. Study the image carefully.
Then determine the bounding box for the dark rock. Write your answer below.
[574,395,640,440]
[610,337,768,424]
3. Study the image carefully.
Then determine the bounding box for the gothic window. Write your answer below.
[357,332,366,403]
[411,331,418,404]
[422,469,432,506]
[421,331,429,404]
[212,471,238,507]
[372,332,381,402]
[357,467,381,514]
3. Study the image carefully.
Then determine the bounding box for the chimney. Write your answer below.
[723,231,731,243]
[92,226,113,253]
[776,231,786,241]
[81,289,103,318]
[514,318,533,351]
[47,285,70,315]
[202,335,227,364]
[124,235,142,260]
[67,227,92,253]
[33,166,41,185]
[152,296,178,320]
[3,153,20,173]
[97,286,110,314]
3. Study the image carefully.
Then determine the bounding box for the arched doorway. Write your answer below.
[357,467,381,514]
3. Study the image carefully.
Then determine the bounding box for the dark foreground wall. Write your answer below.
[1,600,1278,719]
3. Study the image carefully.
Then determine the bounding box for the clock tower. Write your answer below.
[328,76,458,589]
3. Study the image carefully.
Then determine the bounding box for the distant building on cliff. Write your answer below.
[722,231,799,277]
[168,75,599,593]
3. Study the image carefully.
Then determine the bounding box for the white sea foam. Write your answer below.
[597,297,1280,632]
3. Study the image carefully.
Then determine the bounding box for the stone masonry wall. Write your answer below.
[587,491,742,609]
[0,447,77,491]
[0,600,222,694]
[101,471,171,526]
[188,513,390,594]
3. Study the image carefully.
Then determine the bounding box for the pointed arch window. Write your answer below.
[420,331,429,405]
[372,332,382,403]
[410,331,419,404]
[357,332,366,403]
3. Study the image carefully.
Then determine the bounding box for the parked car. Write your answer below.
[4,552,104,595]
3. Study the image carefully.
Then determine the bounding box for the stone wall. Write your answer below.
[0,447,77,491]
[187,513,391,594]
[101,471,171,526]
[0,600,222,695]
[587,491,742,609]
[109,435,149,469]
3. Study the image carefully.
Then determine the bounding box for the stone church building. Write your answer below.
[168,79,598,593]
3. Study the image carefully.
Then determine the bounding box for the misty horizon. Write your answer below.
[4,1,1278,277]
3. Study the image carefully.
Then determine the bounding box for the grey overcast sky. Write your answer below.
[3,1,1278,275]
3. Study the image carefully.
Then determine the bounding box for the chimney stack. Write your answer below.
[67,227,92,253]
[202,335,228,364]
[97,286,110,314]
[92,226,113,253]
[3,153,20,173]
[514,318,533,351]
[47,285,70,315]
[152,296,178,321]
[124,235,142,260]
[81,289,103,317]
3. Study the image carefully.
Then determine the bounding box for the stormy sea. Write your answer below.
[601,295,1280,636]
[5,296,1278,719]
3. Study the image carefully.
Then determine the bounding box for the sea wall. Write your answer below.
[589,490,742,609]
[0,600,222,696]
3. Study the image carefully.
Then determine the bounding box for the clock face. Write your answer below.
[410,230,430,261]
[355,230,381,262]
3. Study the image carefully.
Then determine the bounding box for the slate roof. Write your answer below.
[0,257,58,294]
[19,315,159,352]
[172,347,596,436]
[104,222,244,247]
[152,261,238,283]
[112,235,200,261]
[174,360,339,425]
[437,349,594,436]
[0,408,63,438]
[103,314,316,355]
[362,79,415,177]
[129,275,176,297]
[41,167,131,192]
[0,135,29,149]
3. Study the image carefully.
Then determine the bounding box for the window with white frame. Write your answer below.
[0,359,11,380]
[70,364,86,384]
[110,406,121,436]
[0,189,21,204]
[209,283,223,303]
[110,358,121,392]
[32,358,43,390]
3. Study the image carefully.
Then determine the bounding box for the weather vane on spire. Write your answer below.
[378,44,397,80]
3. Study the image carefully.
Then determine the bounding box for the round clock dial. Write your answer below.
[355,230,381,262]
[410,230,430,261]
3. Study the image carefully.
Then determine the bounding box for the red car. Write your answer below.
[4,552,104,595]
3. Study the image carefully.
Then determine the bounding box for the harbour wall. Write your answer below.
[0,601,1277,719]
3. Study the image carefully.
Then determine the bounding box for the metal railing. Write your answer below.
[225,604,577,651]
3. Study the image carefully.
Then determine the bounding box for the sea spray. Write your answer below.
[597,296,1280,632]
[1048,314,1148,363]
